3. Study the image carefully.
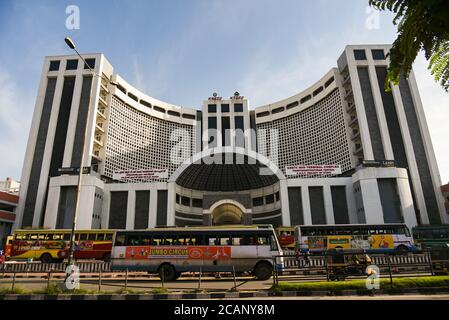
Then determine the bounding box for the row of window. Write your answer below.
[208,103,243,113]
[354,49,385,61]
[300,226,409,237]
[252,192,280,207]
[114,85,196,121]
[176,194,203,208]
[256,77,334,118]
[116,233,277,249]
[49,58,95,72]
[14,232,113,241]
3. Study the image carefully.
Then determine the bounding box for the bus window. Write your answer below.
[15,233,26,240]
[257,236,269,245]
[96,234,105,241]
[127,235,141,246]
[63,233,71,241]
[38,234,46,240]
[30,234,38,240]
[187,237,197,245]
[85,234,95,240]
[52,234,63,240]
[171,236,180,245]
[270,235,279,251]
[115,235,125,246]
[207,236,219,246]
[105,233,113,241]
[79,234,88,241]
[151,235,163,246]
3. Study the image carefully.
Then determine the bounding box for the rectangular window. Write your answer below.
[208,117,217,129]
[235,116,245,148]
[84,58,96,69]
[181,196,190,206]
[208,104,217,113]
[192,198,203,208]
[66,59,78,70]
[208,117,217,146]
[49,60,60,71]
[371,49,385,60]
[354,49,367,60]
[221,104,229,112]
[266,194,275,204]
[234,103,243,112]
[252,197,263,207]
[221,116,230,146]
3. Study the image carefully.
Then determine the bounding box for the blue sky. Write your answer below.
[0,0,448,183]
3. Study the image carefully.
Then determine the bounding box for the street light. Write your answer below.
[63,37,116,274]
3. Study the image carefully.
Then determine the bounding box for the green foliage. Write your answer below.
[273,276,449,292]
[369,0,449,91]
[32,281,90,295]
[152,287,169,294]
[0,286,28,295]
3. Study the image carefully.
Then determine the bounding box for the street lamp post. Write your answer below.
[63,37,116,273]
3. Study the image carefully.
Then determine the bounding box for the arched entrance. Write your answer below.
[211,203,244,225]
[204,199,251,226]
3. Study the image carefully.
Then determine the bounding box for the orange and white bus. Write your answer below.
[111,225,284,281]
[275,227,295,250]
[295,224,417,254]
[9,229,114,263]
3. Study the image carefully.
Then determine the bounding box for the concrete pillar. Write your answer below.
[126,190,136,230]
[166,182,176,226]
[301,187,312,225]
[43,186,60,228]
[148,188,158,228]
[359,179,384,224]
[323,185,335,224]
[279,179,291,226]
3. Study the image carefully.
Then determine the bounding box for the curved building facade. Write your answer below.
[15,45,448,232]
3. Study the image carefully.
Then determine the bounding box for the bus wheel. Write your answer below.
[40,253,53,263]
[158,264,177,281]
[102,253,111,263]
[253,261,272,281]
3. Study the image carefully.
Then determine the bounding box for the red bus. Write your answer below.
[9,229,114,263]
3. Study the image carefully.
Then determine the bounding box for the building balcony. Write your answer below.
[353,145,363,156]
[94,138,103,148]
[351,131,360,141]
[98,95,108,106]
[100,82,109,94]
[346,102,356,113]
[97,108,107,119]
[344,88,353,99]
[95,123,105,133]
[348,117,359,127]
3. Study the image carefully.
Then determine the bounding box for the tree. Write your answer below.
[369,0,449,91]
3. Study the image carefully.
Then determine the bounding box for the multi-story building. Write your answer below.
[0,191,18,249]
[0,177,20,195]
[14,45,448,232]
